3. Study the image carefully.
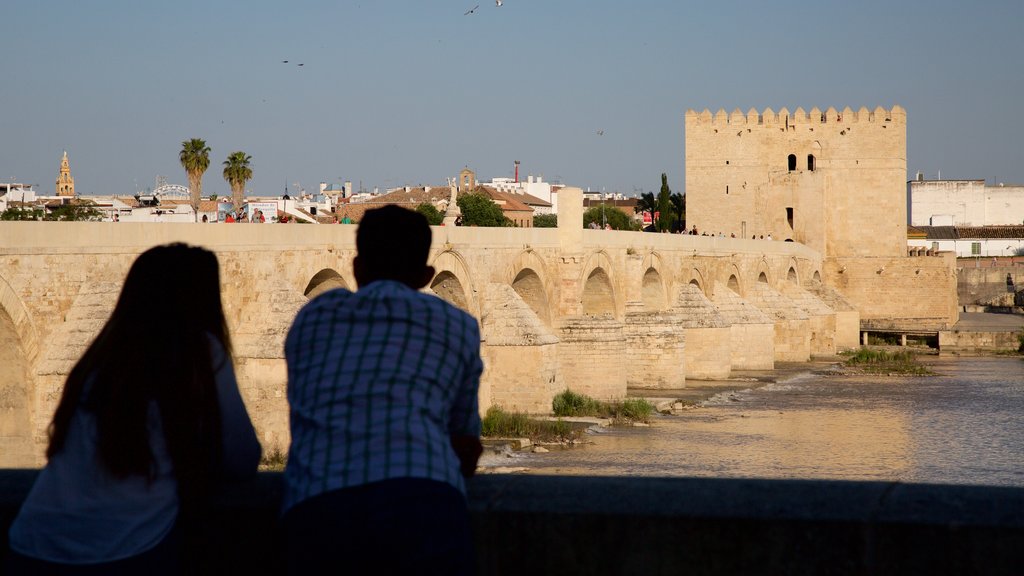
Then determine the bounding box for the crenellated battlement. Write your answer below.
[686,105,905,126]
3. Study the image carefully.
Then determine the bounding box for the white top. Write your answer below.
[8,337,260,564]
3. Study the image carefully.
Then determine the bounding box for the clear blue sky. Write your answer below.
[2,0,1022,197]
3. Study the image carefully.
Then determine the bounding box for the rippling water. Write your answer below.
[520,357,1024,486]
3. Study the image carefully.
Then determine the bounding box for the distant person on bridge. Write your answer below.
[6,244,261,575]
[282,205,483,576]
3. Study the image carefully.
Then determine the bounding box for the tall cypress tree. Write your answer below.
[656,173,673,232]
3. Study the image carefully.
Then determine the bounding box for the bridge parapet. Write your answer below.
[2,470,1020,575]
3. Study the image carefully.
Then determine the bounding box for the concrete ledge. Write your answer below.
[2,471,1022,574]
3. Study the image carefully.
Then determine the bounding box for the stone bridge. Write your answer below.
[1,189,871,465]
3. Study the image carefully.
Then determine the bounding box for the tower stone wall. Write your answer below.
[685,106,907,258]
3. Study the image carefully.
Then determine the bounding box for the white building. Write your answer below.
[908,177,1024,227]
[484,175,561,214]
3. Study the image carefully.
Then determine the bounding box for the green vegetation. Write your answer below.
[179,138,211,220]
[552,389,655,423]
[670,191,685,232]
[656,173,672,233]
[416,203,445,225]
[1017,330,1024,353]
[457,193,513,227]
[633,191,656,229]
[552,389,606,417]
[843,348,932,375]
[583,204,640,231]
[1,206,43,221]
[222,151,253,211]
[533,213,557,228]
[481,407,577,443]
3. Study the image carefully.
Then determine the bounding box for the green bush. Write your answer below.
[618,398,654,422]
[552,389,606,417]
[552,390,654,423]
[844,347,931,375]
[481,407,577,442]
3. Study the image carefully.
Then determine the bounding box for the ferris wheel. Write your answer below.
[153,184,190,199]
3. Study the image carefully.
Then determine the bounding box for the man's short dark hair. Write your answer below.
[356,205,432,281]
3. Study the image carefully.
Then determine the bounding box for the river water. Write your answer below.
[517,357,1024,487]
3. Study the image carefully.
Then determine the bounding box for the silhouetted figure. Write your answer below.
[1007,273,1015,293]
[283,206,482,576]
[6,244,260,575]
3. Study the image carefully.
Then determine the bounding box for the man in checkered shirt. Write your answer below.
[282,206,483,575]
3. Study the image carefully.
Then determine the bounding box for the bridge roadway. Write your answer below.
[1,189,860,465]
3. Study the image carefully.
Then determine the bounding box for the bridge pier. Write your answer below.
[557,316,627,400]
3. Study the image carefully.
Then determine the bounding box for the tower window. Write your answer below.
[807,154,816,171]
[787,154,797,171]
[786,207,794,229]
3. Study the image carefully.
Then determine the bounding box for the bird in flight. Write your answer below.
[282,60,289,63]
[495,0,503,6]
[597,130,604,136]
[464,4,479,14]
[297,63,304,67]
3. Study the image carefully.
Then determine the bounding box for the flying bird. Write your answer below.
[495,0,503,6]
[282,60,289,63]
[464,4,479,14]
[597,130,604,136]
[297,63,304,66]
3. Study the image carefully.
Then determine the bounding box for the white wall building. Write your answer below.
[484,175,561,213]
[908,178,1024,227]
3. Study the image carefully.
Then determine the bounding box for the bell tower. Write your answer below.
[56,151,75,197]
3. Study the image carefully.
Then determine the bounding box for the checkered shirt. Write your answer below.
[282,280,483,512]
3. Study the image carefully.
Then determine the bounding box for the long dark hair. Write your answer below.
[48,243,232,504]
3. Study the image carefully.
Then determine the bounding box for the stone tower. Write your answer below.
[684,106,907,258]
[56,151,75,197]
[458,167,476,193]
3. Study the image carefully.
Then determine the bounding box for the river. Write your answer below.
[512,357,1024,487]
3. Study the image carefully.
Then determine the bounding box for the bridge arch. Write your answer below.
[812,270,822,284]
[640,252,668,311]
[304,268,350,299]
[787,266,799,285]
[756,259,774,287]
[727,274,741,294]
[0,275,39,363]
[719,262,744,297]
[508,250,554,326]
[580,251,617,317]
[0,275,38,466]
[685,267,707,296]
[430,250,478,316]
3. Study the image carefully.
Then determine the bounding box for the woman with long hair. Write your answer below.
[6,243,261,574]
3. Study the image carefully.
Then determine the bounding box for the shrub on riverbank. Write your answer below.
[843,348,932,375]
[481,407,577,442]
[552,390,655,423]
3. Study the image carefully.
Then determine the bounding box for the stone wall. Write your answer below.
[1,213,947,466]
[826,252,959,330]
[623,310,686,389]
[685,106,907,259]
[5,471,1022,575]
[938,330,1022,355]
[958,265,1023,306]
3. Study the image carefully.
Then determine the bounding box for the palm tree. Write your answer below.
[179,138,211,221]
[671,192,685,232]
[634,191,657,230]
[222,151,253,213]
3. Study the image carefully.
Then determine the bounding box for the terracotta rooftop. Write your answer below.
[914,225,1024,240]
